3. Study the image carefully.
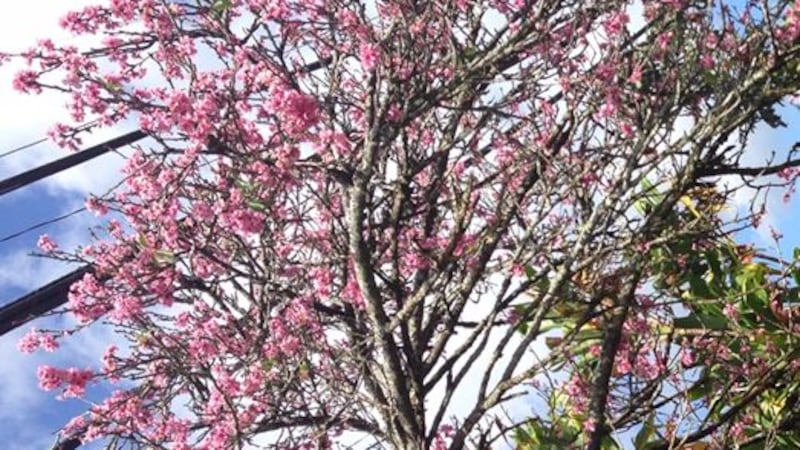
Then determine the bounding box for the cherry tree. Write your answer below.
[8,0,800,448]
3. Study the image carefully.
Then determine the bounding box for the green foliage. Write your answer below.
[212,0,233,13]
[513,175,800,449]
[513,417,621,450]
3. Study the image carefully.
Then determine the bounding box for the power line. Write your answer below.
[0,207,86,245]
[0,129,163,336]
[0,265,92,336]
[0,131,147,331]
[0,136,49,160]
[0,130,148,335]
[0,120,101,161]
[0,129,147,197]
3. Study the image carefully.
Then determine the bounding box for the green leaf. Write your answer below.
[792,269,800,288]
[704,250,724,293]
[735,262,766,292]
[513,426,535,446]
[103,80,122,92]
[247,199,267,212]
[674,313,728,331]
[601,436,621,450]
[687,273,713,299]
[633,414,656,448]
[154,249,176,265]
[235,178,253,189]
[688,377,711,402]
[775,433,800,449]
[212,0,233,13]
[639,178,663,204]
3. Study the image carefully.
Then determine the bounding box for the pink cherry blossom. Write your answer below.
[37,234,58,253]
[359,43,380,72]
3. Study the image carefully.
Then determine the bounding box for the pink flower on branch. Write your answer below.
[37,234,58,253]
[37,365,94,398]
[359,43,381,72]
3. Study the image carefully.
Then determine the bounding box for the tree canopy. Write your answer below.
[7,0,800,448]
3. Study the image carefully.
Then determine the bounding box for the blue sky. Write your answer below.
[1,2,800,450]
